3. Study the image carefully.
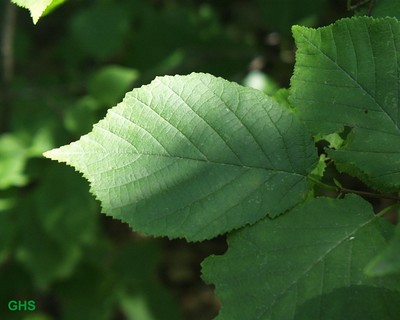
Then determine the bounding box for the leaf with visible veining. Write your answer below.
[44,73,317,241]
[290,17,400,192]
[202,195,400,320]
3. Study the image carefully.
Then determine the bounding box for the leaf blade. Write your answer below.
[290,17,400,191]
[201,195,400,319]
[44,73,317,241]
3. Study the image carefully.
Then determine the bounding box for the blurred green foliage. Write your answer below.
[0,0,347,318]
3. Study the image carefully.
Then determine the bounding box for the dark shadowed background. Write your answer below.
[0,1,350,319]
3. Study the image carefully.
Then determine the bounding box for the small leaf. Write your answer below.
[0,134,28,189]
[44,73,317,241]
[314,132,344,149]
[11,0,63,24]
[290,17,400,192]
[333,177,342,188]
[310,154,326,179]
[89,65,139,107]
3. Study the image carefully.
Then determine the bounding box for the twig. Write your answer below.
[367,0,376,16]
[376,203,400,218]
[308,176,400,202]
[1,0,16,132]
[339,186,400,202]
[347,0,375,15]
[347,0,370,11]
[2,1,16,84]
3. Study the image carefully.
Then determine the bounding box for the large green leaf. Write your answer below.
[44,73,317,241]
[290,17,400,191]
[202,195,400,320]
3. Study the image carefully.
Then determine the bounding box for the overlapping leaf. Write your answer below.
[202,195,400,320]
[44,73,317,241]
[290,17,400,191]
[365,223,400,276]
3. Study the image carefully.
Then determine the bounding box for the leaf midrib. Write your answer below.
[59,149,305,176]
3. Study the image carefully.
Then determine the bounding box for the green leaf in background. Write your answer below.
[54,262,117,320]
[89,65,139,107]
[16,212,81,289]
[257,0,328,33]
[290,17,400,192]
[69,3,130,61]
[0,134,28,189]
[113,242,183,320]
[202,195,400,320]
[0,129,53,189]
[11,0,65,24]
[11,164,98,288]
[44,73,317,241]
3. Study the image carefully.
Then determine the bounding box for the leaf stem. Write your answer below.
[376,203,400,218]
[367,0,376,16]
[346,0,375,15]
[347,0,370,11]
[308,176,400,202]
[308,176,337,191]
[339,186,400,201]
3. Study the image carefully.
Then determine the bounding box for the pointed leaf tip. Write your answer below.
[43,148,60,161]
[11,0,64,24]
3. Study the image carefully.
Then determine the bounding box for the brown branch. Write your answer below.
[367,0,376,16]
[2,1,16,83]
[1,1,17,132]
[339,186,400,202]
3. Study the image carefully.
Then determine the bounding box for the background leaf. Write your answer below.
[0,134,28,189]
[202,195,400,320]
[88,65,139,107]
[44,73,317,241]
[69,3,130,61]
[290,17,400,192]
[256,0,328,33]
